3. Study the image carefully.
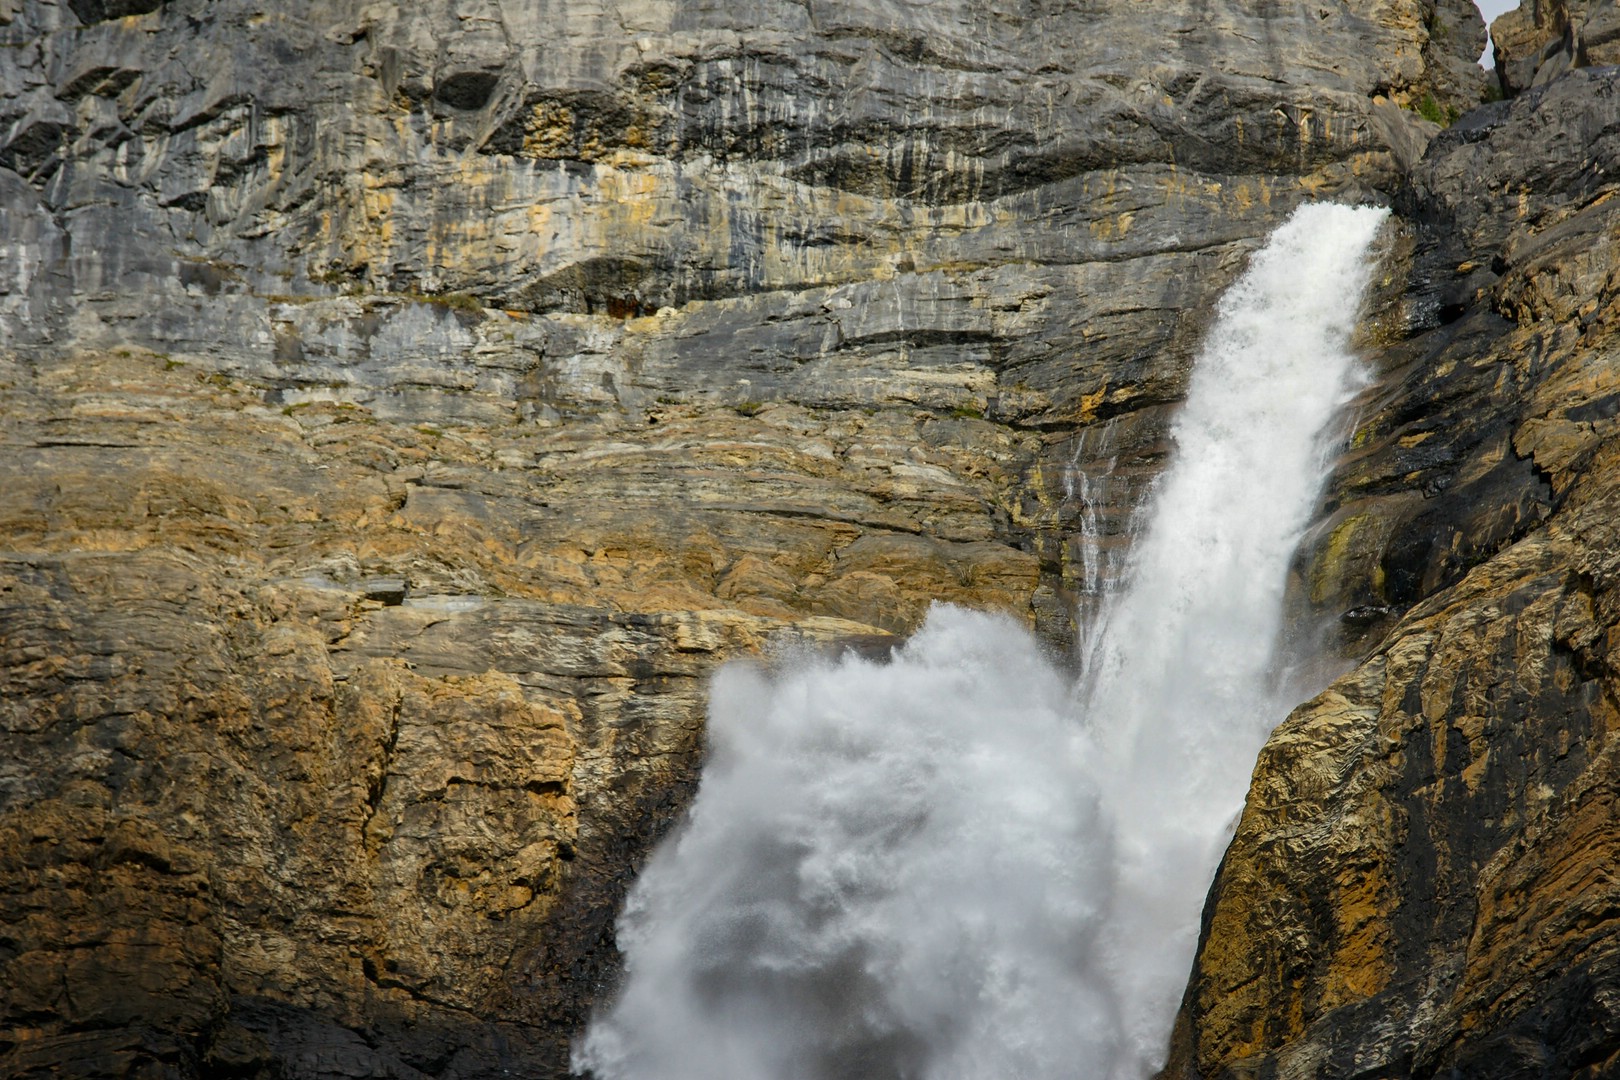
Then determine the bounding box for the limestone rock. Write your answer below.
[0,0,1493,1075]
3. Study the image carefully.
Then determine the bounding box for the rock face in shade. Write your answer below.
[6,0,1585,1076]
[1168,66,1620,1080]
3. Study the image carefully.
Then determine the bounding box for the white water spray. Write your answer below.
[573,203,1389,1080]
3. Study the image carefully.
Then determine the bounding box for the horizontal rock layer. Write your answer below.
[0,0,1510,1076]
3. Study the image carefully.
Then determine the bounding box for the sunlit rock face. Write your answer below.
[1489,0,1620,94]
[0,0,1503,1077]
[1169,65,1620,1080]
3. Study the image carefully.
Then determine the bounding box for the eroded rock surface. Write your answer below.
[0,0,1505,1075]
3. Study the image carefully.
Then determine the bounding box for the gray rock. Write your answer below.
[0,0,1494,1077]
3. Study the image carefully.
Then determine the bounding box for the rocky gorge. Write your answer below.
[2,0,1619,1077]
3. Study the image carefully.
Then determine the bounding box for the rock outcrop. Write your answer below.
[0,0,1560,1077]
[1490,0,1620,94]
[1170,65,1620,1080]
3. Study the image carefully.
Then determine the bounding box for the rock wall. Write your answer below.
[0,0,1534,1077]
[1170,65,1620,1080]
[1489,0,1620,94]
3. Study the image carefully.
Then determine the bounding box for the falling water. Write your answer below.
[1064,417,1127,670]
[573,202,1390,1080]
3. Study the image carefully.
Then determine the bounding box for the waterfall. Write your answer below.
[572,202,1390,1080]
[1064,416,1127,672]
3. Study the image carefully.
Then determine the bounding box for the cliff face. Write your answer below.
[1171,66,1620,1080]
[1489,0,1620,93]
[5,0,1591,1077]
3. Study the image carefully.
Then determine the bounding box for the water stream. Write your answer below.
[574,202,1390,1080]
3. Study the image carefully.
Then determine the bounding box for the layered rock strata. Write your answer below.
[0,0,1499,1076]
